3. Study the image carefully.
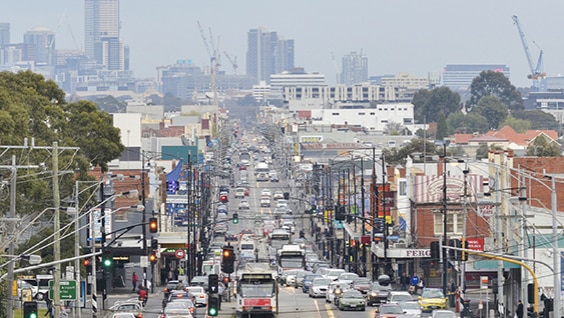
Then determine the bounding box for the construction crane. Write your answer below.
[331,52,340,84]
[512,15,546,89]
[223,51,238,89]
[196,21,220,113]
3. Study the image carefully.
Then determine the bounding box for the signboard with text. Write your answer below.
[49,280,77,300]
[466,238,484,252]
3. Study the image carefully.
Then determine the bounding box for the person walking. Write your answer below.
[400,273,408,291]
[218,282,225,310]
[516,300,524,318]
[132,272,139,292]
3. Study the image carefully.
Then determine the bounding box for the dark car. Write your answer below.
[225,232,238,242]
[163,280,182,300]
[351,277,372,294]
[302,274,323,293]
[162,290,193,309]
[367,282,392,306]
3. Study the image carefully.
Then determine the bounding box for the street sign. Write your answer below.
[49,280,77,300]
[175,249,185,259]
[480,276,489,290]
[140,256,148,268]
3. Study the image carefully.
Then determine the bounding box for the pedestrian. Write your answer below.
[168,268,174,282]
[218,282,224,310]
[132,272,139,292]
[400,273,408,291]
[516,300,524,318]
[44,297,54,318]
[409,273,419,294]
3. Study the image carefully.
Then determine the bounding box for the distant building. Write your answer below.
[23,26,55,65]
[85,0,127,71]
[246,27,295,84]
[442,64,510,90]
[270,68,325,90]
[341,52,368,85]
[0,23,9,45]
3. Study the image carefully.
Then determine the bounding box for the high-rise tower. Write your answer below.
[341,52,368,85]
[246,27,294,84]
[84,0,125,70]
[0,23,10,46]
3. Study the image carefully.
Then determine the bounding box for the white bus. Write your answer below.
[236,271,278,317]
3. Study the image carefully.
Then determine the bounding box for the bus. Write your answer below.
[277,246,305,275]
[236,268,278,317]
[268,229,291,251]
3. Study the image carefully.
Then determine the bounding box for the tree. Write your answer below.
[476,143,504,160]
[512,110,559,130]
[382,138,440,165]
[93,95,126,113]
[436,113,449,140]
[500,115,531,132]
[467,70,524,111]
[412,87,461,122]
[384,121,404,136]
[446,112,489,134]
[526,135,561,157]
[474,96,509,130]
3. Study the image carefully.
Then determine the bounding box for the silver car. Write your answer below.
[309,278,333,298]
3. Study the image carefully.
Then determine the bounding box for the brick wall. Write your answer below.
[512,157,564,210]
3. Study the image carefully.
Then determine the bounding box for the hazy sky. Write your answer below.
[2,1,564,87]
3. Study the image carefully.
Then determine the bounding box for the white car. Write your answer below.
[399,301,423,317]
[309,277,333,298]
[337,272,359,286]
[185,286,207,307]
[238,200,250,210]
[234,187,246,198]
[276,200,288,208]
[260,198,271,207]
[323,269,345,281]
[261,189,272,197]
[273,191,284,200]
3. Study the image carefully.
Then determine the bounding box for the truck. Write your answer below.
[235,263,278,317]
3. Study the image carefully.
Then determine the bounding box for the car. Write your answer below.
[273,191,284,200]
[238,200,250,210]
[431,310,457,318]
[260,197,271,207]
[111,314,137,318]
[351,277,372,294]
[312,262,330,273]
[323,269,346,281]
[270,174,279,182]
[161,305,194,318]
[219,185,229,193]
[234,187,246,198]
[309,277,333,298]
[294,270,312,288]
[376,303,407,318]
[273,206,290,214]
[165,298,196,314]
[388,291,414,304]
[399,301,423,317]
[366,282,392,306]
[337,272,359,286]
[280,269,300,286]
[261,189,272,197]
[184,286,207,307]
[418,288,447,312]
[214,222,228,236]
[224,232,238,242]
[276,199,289,208]
[110,301,144,318]
[189,276,209,291]
[163,290,193,308]
[217,204,228,214]
[302,274,323,293]
[326,281,345,304]
[163,280,182,299]
[338,289,366,311]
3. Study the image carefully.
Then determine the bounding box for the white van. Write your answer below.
[239,241,256,254]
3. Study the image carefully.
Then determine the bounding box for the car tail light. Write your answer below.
[200,294,205,298]
[164,288,169,292]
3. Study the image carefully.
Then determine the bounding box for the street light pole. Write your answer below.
[141,151,148,291]
[550,177,561,318]
[442,143,448,297]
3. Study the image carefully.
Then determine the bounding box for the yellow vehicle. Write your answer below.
[418,288,447,312]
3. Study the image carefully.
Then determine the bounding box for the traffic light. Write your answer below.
[208,274,219,293]
[232,213,239,224]
[221,245,235,274]
[448,239,460,260]
[311,205,317,214]
[461,240,469,261]
[23,301,38,318]
[219,195,229,203]
[151,238,158,250]
[149,251,157,264]
[223,276,230,284]
[102,249,112,268]
[149,217,158,233]
[335,205,346,221]
[83,259,92,274]
[208,295,219,316]
[283,192,290,200]
[430,241,440,260]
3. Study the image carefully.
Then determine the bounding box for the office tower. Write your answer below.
[84,0,125,70]
[0,23,9,46]
[442,64,510,90]
[23,26,56,64]
[341,52,368,85]
[247,27,294,84]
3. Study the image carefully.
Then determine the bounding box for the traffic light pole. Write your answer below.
[100,180,107,310]
[90,210,98,318]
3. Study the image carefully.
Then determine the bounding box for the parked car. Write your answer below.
[418,288,447,312]
[337,289,366,311]
[309,277,333,298]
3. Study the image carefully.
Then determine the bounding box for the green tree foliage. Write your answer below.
[474,96,509,130]
[384,122,404,136]
[163,92,183,111]
[446,112,489,134]
[412,87,461,122]
[436,113,449,140]
[475,143,504,160]
[382,138,440,165]
[467,70,524,111]
[512,110,559,130]
[500,115,531,132]
[93,95,126,113]
[526,135,561,157]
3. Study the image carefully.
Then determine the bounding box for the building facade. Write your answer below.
[341,52,368,85]
[442,64,510,91]
[85,0,126,70]
[23,27,56,65]
[0,23,9,46]
[246,27,294,84]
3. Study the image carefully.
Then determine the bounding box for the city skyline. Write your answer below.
[2,0,564,87]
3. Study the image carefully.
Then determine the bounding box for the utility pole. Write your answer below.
[382,155,388,276]
[141,151,148,291]
[442,144,448,297]
[461,165,469,292]
[53,142,61,318]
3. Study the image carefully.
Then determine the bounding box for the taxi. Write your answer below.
[418,288,447,312]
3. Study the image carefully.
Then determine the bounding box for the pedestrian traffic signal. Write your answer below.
[149,217,158,233]
[430,241,440,260]
[23,301,38,318]
[149,251,157,263]
[232,213,239,224]
[208,274,219,293]
[208,295,219,316]
[221,245,235,274]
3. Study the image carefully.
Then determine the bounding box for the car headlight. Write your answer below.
[371,292,377,297]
